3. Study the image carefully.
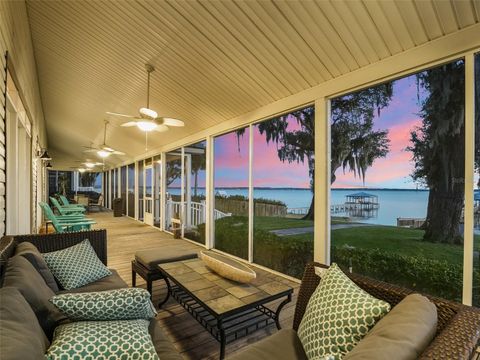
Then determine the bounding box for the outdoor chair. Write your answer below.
[39,202,95,233]
[59,194,86,209]
[88,194,104,212]
[50,196,86,215]
[229,262,480,360]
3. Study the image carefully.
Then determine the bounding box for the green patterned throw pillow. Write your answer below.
[46,319,159,360]
[50,288,157,321]
[43,239,111,290]
[298,263,391,360]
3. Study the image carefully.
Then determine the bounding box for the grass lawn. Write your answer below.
[270,225,479,265]
[332,225,474,265]
[214,215,479,267]
[253,216,313,231]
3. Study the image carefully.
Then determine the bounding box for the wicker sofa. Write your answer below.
[230,262,480,360]
[0,230,182,360]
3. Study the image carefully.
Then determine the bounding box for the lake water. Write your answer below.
[169,187,430,226]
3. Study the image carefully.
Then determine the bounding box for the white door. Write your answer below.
[6,95,31,235]
[144,165,154,226]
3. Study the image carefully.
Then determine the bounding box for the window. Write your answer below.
[104,171,109,208]
[214,128,249,259]
[120,166,127,215]
[137,160,144,221]
[112,168,117,199]
[253,107,314,278]
[127,163,135,217]
[165,150,182,232]
[154,155,162,228]
[330,60,465,302]
[184,141,207,244]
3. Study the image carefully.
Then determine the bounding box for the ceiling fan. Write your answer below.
[106,64,185,132]
[73,160,103,169]
[83,120,125,158]
[70,166,92,173]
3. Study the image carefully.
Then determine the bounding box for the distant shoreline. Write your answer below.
[166,186,430,191]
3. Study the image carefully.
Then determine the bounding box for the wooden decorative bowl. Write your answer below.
[199,250,256,284]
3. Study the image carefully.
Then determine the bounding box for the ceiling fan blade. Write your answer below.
[154,124,169,133]
[101,146,115,152]
[162,117,184,127]
[106,112,136,118]
[83,149,97,153]
[121,121,137,127]
[112,151,125,155]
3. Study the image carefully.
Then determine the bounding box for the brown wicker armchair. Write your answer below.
[293,262,480,360]
[0,230,108,282]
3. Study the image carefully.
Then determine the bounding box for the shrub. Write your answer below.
[331,245,470,302]
[199,216,312,278]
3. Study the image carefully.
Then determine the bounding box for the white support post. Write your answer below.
[134,162,138,219]
[161,153,166,231]
[181,148,185,238]
[463,53,475,306]
[205,136,214,249]
[201,200,206,224]
[314,98,331,265]
[125,166,129,216]
[100,172,104,196]
[185,153,192,230]
[248,125,254,263]
[118,168,121,199]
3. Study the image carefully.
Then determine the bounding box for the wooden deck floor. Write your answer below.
[91,211,300,360]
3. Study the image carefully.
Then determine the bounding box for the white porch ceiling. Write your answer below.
[26,0,480,169]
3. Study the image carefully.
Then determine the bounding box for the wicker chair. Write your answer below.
[293,262,480,360]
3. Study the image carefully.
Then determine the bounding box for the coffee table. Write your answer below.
[157,258,293,359]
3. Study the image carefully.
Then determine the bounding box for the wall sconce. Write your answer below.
[38,150,52,161]
[45,162,53,169]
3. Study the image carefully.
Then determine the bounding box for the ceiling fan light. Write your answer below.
[97,150,111,158]
[78,168,86,173]
[137,120,157,132]
[139,107,158,119]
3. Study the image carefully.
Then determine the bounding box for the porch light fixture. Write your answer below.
[39,150,52,161]
[136,120,157,132]
[97,150,111,158]
[45,162,53,169]
[78,168,86,173]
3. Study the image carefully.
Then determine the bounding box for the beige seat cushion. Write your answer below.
[2,256,67,339]
[14,241,59,292]
[56,269,127,294]
[344,294,437,360]
[149,319,183,360]
[135,247,199,270]
[0,287,50,360]
[227,329,308,360]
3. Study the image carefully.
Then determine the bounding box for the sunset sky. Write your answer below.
[333,74,423,189]
[213,73,424,189]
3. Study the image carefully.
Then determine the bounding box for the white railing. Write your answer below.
[214,208,232,220]
[287,207,309,215]
[165,199,231,230]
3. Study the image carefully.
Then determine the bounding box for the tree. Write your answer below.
[409,61,465,245]
[189,145,206,197]
[79,172,99,187]
[166,157,182,187]
[330,84,392,184]
[236,83,392,221]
